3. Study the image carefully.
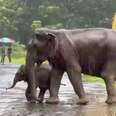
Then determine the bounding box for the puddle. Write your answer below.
[0,64,116,116]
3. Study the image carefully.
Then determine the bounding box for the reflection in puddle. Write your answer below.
[1,65,116,116]
[74,104,116,116]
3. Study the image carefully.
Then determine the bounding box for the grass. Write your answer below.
[12,56,25,64]
[0,56,25,65]
[82,74,105,85]
[11,42,26,64]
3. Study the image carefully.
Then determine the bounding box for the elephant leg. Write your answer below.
[102,74,116,104]
[46,68,64,104]
[25,49,38,102]
[25,86,31,102]
[102,61,116,104]
[38,88,46,103]
[27,71,37,102]
[25,85,37,103]
[67,65,88,105]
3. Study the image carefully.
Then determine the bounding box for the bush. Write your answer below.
[11,42,26,64]
[12,42,26,58]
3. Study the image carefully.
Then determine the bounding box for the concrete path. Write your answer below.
[0,64,116,116]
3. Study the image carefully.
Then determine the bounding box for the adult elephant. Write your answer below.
[26,28,116,105]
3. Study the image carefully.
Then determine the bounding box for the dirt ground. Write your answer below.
[0,64,116,116]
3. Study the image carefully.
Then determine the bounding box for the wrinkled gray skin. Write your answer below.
[7,64,52,103]
[26,28,116,105]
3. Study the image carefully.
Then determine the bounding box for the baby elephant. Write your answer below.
[7,63,52,103]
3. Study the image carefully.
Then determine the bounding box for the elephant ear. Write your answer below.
[46,33,58,57]
[47,33,56,46]
[17,65,27,81]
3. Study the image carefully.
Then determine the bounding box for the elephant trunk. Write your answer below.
[6,76,19,90]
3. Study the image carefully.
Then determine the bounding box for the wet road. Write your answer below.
[0,64,116,116]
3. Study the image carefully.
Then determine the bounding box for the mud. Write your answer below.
[0,64,116,116]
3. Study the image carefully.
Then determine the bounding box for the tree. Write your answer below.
[0,0,116,44]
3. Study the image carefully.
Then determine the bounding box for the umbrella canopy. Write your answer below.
[0,37,15,43]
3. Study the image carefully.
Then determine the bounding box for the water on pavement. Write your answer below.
[0,64,116,116]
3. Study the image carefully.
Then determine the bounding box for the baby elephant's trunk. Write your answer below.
[6,76,19,89]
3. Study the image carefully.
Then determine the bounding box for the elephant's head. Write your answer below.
[31,31,57,63]
[6,65,27,89]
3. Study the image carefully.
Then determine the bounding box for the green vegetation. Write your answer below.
[0,0,116,44]
[0,42,26,64]
[82,74,105,85]
[12,42,26,64]
[12,57,25,64]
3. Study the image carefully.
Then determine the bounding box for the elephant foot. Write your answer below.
[38,97,44,103]
[105,96,116,104]
[27,98,37,103]
[29,99,38,103]
[77,98,89,105]
[26,95,37,103]
[46,97,59,104]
